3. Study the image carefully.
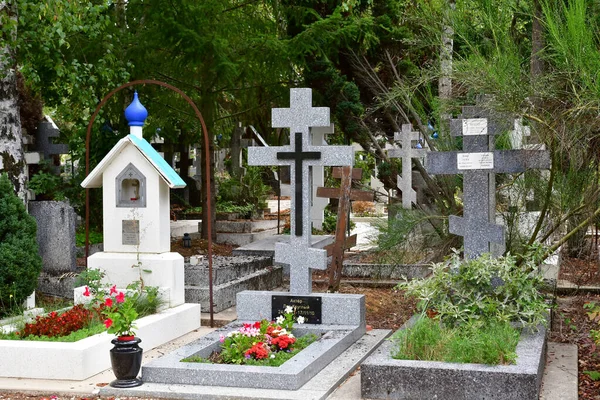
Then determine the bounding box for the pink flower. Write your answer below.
[104,318,113,328]
[110,285,118,295]
[115,292,125,303]
[83,286,90,297]
[105,297,113,307]
[219,334,225,343]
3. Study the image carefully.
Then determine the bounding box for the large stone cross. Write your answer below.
[426,108,550,259]
[248,88,354,294]
[387,124,427,209]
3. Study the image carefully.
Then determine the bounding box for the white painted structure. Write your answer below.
[310,124,335,229]
[81,92,187,307]
[0,303,200,380]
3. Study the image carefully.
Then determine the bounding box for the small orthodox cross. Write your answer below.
[387,124,427,209]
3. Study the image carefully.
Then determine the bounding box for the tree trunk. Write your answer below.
[530,0,544,78]
[0,1,27,203]
[439,0,455,101]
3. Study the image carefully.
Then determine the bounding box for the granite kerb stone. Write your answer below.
[341,263,431,280]
[184,255,272,286]
[185,267,283,312]
[141,322,365,390]
[361,322,547,400]
[215,219,280,233]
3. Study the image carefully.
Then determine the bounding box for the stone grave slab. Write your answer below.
[361,318,547,400]
[184,255,282,312]
[140,291,366,390]
[28,200,77,273]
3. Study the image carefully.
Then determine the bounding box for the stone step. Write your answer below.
[184,256,272,286]
[215,227,279,246]
[215,219,280,233]
[184,266,283,313]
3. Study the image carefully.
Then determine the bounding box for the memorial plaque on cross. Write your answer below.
[426,110,550,259]
[248,88,354,294]
[387,124,427,209]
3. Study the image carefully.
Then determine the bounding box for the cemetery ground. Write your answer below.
[0,249,596,399]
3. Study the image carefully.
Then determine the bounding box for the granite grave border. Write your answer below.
[361,317,547,400]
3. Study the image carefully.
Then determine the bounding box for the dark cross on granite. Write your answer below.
[387,124,428,209]
[248,88,354,294]
[277,132,321,236]
[426,110,550,259]
[317,166,373,291]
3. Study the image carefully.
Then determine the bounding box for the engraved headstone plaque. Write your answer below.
[122,220,140,245]
[272,295,322,324]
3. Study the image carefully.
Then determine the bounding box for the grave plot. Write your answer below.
[361,107,552,400]
[101,88,389,398]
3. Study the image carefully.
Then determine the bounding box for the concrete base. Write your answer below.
[361,324,547,400]
[141,323,365,390]
[0,303,200,380]
[184,256,283,313]
[341,263,431,280]
[88,252,184,307]
[37,270,82,299]
[185,267,283,312]
[100,329,389,400]
[232,235,334,258]
[216,228,279,246]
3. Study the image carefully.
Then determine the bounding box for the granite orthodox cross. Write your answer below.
[426,115,550,259]
[248,88,354,294]
[387,124,427,209]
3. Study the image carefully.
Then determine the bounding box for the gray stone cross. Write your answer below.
[387,124,427,209]
[248,88,354,294]
[426,108,550,259]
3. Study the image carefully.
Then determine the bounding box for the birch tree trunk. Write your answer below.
[0,1,27,203]
[438,0,455,101]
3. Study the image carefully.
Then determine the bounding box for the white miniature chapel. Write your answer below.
[81,92,186,307]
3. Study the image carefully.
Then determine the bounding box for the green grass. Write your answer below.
[391,317,520,365]
[182,333,319,367]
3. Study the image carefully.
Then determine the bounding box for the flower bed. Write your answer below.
[0,303,200,380]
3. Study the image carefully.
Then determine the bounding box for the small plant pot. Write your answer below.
[109,336,143,388]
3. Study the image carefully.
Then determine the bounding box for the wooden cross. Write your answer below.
[316,166,374,291]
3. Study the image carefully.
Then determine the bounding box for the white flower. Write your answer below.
[270,354,275,359]
[285,306,294,314]
[276,316,285,324]
[297,316,305,324]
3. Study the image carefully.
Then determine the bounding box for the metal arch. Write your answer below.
[84,79,215,327]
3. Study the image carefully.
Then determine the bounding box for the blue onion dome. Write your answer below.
[124,91,148,126]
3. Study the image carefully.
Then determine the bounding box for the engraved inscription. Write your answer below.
[272,295,322,324]
[462,118,488,136]
[457,152,494,170]
[122,220,140,245]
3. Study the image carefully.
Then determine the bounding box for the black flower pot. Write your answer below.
[109,336,143,388]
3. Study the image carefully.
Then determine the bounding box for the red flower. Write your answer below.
[105,298,113,307]
[245,342,269,359]
[110,285,118,295]
[272,334,296,350]
[104,318,113,328]
[115,292,125,304]
[83,286,90,297]
[253,321,261,329]
[243,323,251,329]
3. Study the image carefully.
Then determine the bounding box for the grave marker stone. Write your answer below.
[311,124,335,230]
[387,124,427,209]
[426,108,550,259]
[248,88,353,294]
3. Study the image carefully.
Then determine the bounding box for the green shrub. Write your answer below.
[397,251,548,329]
[0,174,43,316]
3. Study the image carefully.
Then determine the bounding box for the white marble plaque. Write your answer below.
[122,220,140,245]
[457,152,494,170]
[462,118,488,136]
